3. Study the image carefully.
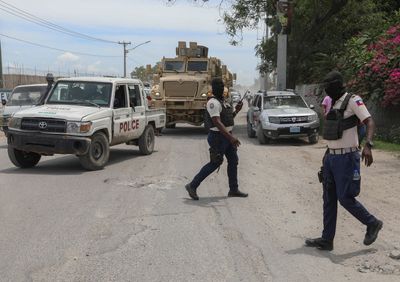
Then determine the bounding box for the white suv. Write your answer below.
[247,90,319,144]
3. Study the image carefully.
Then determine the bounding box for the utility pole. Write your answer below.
[0,40,3,88]
[276,0,291,91]
[118,41,131,77]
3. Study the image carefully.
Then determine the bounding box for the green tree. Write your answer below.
[130,63,159,82]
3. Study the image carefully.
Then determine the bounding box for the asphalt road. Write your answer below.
[1,109,400,282]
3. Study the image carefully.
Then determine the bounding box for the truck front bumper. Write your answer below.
[7,130,91,155]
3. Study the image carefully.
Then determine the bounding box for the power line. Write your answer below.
[0,0,118,44]
[0,33,122,58]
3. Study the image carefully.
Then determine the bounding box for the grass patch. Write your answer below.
[374,139,400,152]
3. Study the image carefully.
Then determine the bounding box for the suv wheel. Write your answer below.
[79,132,110,170]
[257,124,268,144]
[247,119,256,138]
[308,134,319,144]
[8,147,41,168]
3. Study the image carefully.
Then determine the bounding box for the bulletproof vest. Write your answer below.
[205,98,235,129]
[323,93,359,140]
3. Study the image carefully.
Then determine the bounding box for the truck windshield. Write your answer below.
[187,61,208,72]
[47,82,112,107]
[164,61,185,72]
[264,95,308,109]
[7,86,47,106]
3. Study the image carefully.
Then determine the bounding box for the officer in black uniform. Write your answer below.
[185,78,248,200]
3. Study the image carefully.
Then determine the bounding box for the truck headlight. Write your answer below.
[268,116,280,124]
[308,114,318,122]
[8,117,22,129]
[67,121,92,133]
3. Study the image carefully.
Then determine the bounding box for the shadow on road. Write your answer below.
[160,125,207,140]
[182,196,228,207]
[286,245,377,264]
[0,147,149,175]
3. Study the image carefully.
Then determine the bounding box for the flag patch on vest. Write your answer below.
[355,99,364,106]
[210,103,214,109]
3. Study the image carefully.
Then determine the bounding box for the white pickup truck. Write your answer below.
[7,77,166,170]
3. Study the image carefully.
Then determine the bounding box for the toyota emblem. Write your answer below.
[38,121,48,129]
[292,117,297,122]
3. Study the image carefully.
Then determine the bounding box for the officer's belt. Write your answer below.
[328,147,359,155]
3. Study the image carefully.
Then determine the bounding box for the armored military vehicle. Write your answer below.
[150,41,236,129]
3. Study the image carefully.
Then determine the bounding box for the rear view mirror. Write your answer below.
[1,99,6,106]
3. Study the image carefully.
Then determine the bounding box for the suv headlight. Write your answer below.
[268,116,280,124]
[308,114,318,122]
[67,121,92,133]
[8,117,22,129]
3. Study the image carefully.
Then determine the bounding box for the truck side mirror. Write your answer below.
[1,99,6,106]
[309,104,315,109]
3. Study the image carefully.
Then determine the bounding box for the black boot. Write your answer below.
[364,219,383,246]
[228,190,248,198]
[305,237,333,251]
[185,184,199,200]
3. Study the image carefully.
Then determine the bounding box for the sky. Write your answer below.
[0,0,265,86]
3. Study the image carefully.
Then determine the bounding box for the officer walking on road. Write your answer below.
[185,78,248,200]
[306,71,383,251]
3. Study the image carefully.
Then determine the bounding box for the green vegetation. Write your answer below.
[374,139,400,153]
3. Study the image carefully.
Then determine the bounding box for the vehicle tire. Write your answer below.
[247,120,256,138]
[165,123,176,129]
[79,132,109,170]
[308,134,319,144]
[257,124,268,145]
[139,125,155,155]
[8,147,41,168]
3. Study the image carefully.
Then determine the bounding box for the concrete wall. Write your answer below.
[2,74,47,89]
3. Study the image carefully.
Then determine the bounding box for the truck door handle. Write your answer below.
[126,114,130,117]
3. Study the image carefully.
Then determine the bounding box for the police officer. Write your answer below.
[305,71,383,251]
[185,78,248,200]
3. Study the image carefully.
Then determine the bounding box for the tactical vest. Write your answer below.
[205,98,235,129]
[323,93,359,140]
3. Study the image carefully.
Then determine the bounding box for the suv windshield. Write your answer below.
[164,61,185,72]
[264,95,307,109]
[7,86,47,106]
[187,61,208,72]
[47,82,112,107]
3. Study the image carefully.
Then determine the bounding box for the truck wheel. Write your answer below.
[165,123,176,129]
[308,134,319,144]
[79,132,109,170]
[257,124,268,145]
[247,120,256,138]
[8,147,41,168]
[139,125,155,155]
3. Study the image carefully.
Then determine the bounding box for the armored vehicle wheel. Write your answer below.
[139,125,155,155]
[308,134,319,144]
[257,124,268,144]
[8,147,41,168]
[79,132,109,170]
[165,123,176,129]
[247,120,256,138]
